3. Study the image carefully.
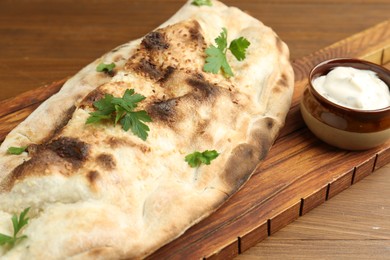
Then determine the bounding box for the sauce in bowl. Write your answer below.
[312,66,390,110]
[300,58,390,150]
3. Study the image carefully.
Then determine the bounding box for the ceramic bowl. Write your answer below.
[300,58,390,150]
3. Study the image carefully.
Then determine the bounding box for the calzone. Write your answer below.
[0,0,294,259]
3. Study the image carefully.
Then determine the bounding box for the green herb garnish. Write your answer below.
[191,0,212,6]
[203,28,250,77]
[0,207,30,248]
[185,150,220,168]
[96,62,116,73]
[229,37,251,61]
[7,146,27,155]
[86,89,152,141]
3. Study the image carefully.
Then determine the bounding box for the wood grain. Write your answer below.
[1,0,390,100]
[236,165,390,260]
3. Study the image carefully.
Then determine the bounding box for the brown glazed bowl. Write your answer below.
[300,58,390,150]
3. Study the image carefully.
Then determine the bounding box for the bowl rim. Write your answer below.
[308,58,390,115]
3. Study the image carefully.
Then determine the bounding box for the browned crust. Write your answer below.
[96,153,116,171]
[142,31,170,51]
[220,143,261,193]
[0,137,89,192]
[219,61,294,198]
[39,105,77,143]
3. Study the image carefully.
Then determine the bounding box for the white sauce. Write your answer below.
[312,66,390,110]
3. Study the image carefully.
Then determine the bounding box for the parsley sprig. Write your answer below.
[0,207,30,248]
[192,0,212,6]
[7,146,27,155]
[185,150,220,168]
[203,28,250,77]
[96,62,116,73]
[86,89,152,141]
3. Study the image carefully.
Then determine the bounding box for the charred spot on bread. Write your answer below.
[136,58,163,80]
[158,66,176,84]
[87,170,100,184]
[188,20,205,43]
[132,58,177,82]
[1,139,89,191]
[186,76,217,98]
[265,117,276,130]
[256,134,273,161]
[220,144,260,193]
[47,137,89,162]
[142,31,169,51]
[193,72,205,81]
[104,69,116,77]
[277,73,290,88]
[96,153,116,170]
[26,144,39,156]
[39,105,77,143]
[0,150,62,192]
[147,98,178,123]
[80,88,106,108]
[247,118,277,160]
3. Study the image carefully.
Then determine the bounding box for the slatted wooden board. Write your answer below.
[0,20,389,260]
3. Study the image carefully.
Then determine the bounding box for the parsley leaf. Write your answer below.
[120,111,152,141]
[204,46,233,76]
[0,207,30,248]
[185,150,220,168]
[191,0,212,6]
[86,89,152,141]
[203,28,250,77]
[7,146,27,155]
[96,62,116,73]
[215,27,228,51]
[229,37,251,61]
[111,89,145,112]
[85,94,115,125]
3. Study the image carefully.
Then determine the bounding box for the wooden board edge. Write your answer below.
[200,151,390,259]
[0,78,66,118]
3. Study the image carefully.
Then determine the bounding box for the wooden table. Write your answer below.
[1,1,389,259]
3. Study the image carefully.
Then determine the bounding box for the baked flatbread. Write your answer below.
[0,0,294,259]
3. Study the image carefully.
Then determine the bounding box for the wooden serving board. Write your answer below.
[1,20,390,259]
